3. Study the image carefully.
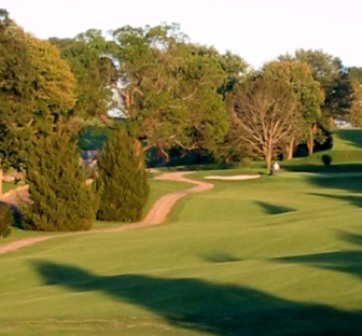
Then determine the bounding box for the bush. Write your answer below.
[321,154,332,166]
[21,131,97,231]
[0,204,14,238]
[96,129,149,222]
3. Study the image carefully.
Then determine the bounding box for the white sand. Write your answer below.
[204,175,260,180]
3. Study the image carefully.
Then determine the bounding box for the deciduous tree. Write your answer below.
[262,59,324,156]
[227,78,299,172]
[111,25,230,160]
[0,10,76,193]
[293,49,353,126]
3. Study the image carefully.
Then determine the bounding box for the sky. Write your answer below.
[2,0,362,69]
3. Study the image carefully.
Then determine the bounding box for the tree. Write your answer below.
[21,130,97,231]
[349,79,362,127]
[49,30,117,121]
[262,59,324,156]
[218,51,249,99]
[347,67,362,127]
[227,77,299,172]
[96,128,149,222]
[0,204,13,238]
[111,25,230,161]
[0,10,76,193]
[0,9,35,194]
[293,49,353,126]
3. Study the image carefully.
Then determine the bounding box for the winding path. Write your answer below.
[0,172,213,256]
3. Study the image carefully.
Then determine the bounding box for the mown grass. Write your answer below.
[3,177,191,241]
[1,128,362,335]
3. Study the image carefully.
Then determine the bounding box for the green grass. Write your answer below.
[1,168,362,335]
[1,129,362,335]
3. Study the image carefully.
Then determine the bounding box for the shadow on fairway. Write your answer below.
[255,201,295,215]
[33,261,362,335]
[201,253,241,263]
[307,173,362,194]
[337,129,362,150]
[309,192,362,208]
[283,163,362,174]
[277,232,362,280]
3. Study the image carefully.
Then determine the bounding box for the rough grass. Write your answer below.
[1,128,362,335]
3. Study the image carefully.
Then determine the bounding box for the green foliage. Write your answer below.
[0,203,13,238]
[21,131,96,231]
[111,26,231,158]
[0,11,76,171]
[293,49,353,121]
[78,126,113,151]
[349,80,362,127]
[96,129,149,222]
[49,32,115,120]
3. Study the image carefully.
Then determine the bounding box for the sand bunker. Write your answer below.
[204,175,260,181]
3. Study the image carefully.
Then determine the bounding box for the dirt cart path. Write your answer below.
[0,172,213,255]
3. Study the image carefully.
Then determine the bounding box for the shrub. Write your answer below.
[21,131,97,231]
[0,204,13,238]
[96,129,149,222]
[321,154,332,166]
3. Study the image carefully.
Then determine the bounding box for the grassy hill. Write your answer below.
[1,129,362,335]
[281,128,362,173]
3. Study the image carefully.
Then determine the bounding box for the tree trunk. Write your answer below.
[327,116,335,129]
[285,137,295,160]
[265,149,272,175]
[307,124,317,156]
[0,166,3,196]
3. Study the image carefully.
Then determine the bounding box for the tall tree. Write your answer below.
[111,25,230,161]
[21,129,97,231]
[49,30,117,121]
[96,128,149,222]
[293,49,353,126]
[349,79,362,127]
[0,10,76,193]
[262,59,324,156]
[0,9,34,193]
[227,77,299,172]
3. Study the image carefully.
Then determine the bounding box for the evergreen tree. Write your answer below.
[0,204,13,238]
[96,129,149,222]
[21,130,97,231]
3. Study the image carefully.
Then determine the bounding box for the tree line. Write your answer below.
[1,9,361,233]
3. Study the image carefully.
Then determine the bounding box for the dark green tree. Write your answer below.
[0,10,76,194]
[96,128,149,222]
[49,31,117,121]
[293,49,353,125]
[21,130,97,231]
[0,204,13,238]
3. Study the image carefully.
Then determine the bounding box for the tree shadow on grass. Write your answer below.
[337,129,362,150]
[255,201,295,215]
[201,253,241,263]
[277,232,362,281]
[283,163,362,174]
[308,192,362,208]
[32,261,362,335]
[307,174,362,194]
